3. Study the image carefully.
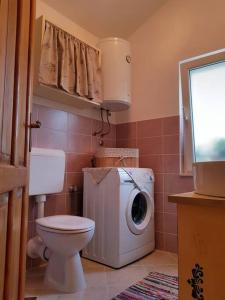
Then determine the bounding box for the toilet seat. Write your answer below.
[36,215,95,234]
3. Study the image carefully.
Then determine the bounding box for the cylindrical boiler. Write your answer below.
[98,37,131,111]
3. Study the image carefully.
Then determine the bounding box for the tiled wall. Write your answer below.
[27,104,116,268]
[116,116,194,253]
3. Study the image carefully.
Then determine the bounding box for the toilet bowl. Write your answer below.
[36,215,95,293]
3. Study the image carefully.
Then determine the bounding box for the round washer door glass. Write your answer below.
[126,189,153,235]
[131,193,147,225]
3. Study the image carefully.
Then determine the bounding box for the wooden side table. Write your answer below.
[169,192,225,300]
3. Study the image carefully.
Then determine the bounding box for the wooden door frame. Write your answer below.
[18,1,36,298]
[0,0,36,299]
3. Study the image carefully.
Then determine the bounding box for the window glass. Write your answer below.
[189,61,225,162]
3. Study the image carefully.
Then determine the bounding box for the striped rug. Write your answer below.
[112,272,178,300]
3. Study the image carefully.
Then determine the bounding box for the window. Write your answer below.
[179,49,225,175]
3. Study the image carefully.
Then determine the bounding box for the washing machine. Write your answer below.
[82,168,155,268]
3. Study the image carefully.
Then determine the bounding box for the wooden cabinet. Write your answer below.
[169,192,225,300]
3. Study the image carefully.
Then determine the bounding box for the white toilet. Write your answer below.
[36,215,94,292]
[27,148,95,293]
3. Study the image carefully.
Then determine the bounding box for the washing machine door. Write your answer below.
[126,188,154,235]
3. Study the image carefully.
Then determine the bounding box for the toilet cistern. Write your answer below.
[29,147,65,196]
[29,147,65,218]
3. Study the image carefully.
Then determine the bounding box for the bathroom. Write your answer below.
[1,0,225,299]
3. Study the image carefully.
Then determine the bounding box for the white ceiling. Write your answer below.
[43,0,167,38]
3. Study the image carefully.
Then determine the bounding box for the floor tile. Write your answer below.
[132,250,178,266]
[108,285,131,299]
[106,265,148,287]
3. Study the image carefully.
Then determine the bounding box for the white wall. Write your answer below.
[116,0,225,123]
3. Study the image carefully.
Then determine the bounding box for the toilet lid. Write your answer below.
[36,215,95,233]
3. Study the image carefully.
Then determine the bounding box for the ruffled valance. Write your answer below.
[39,21,102,101]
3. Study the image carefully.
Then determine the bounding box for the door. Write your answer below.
[0,0,35,299]
[126,189,153,235]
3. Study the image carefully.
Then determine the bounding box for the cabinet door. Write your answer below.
[178,203,225,300]
[0,0,35,299]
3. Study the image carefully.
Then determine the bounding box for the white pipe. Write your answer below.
[27,195,50,261]
[35,194,46,218]
[27,235,51,261]
[37,202,45,219]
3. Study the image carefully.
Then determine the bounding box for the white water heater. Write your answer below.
[98,37,131,111]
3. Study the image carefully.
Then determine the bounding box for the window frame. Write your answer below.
[179,48,225,176]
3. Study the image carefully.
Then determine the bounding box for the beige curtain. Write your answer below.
[39,21,102,101]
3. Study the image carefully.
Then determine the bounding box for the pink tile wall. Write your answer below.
[27,104,116,268]
[116,116,194,253]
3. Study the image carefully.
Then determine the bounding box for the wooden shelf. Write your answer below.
[33,84,101,110]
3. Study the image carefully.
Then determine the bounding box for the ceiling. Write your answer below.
[43,0,167,38]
